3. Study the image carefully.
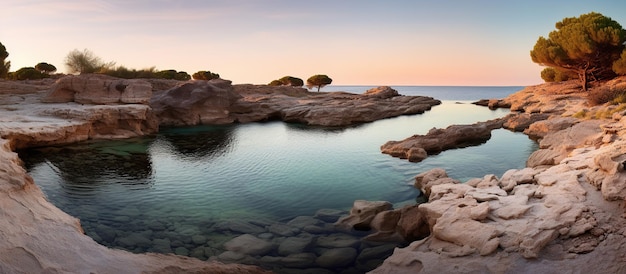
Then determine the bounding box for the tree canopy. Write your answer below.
[35,62,57,74]
[12,67,47,80]
[0,42,9,79]
[268,76,304,87]
[65,49,114,74]
[530,12,626,90]
[306,74,332,92]
[192,70,220,81]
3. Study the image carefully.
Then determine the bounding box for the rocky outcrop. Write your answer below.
[148,83,441,127]
[150,79,241,126]
[380,118,505,162]
[43,74,153,104]
[230,85,441,126]
[372,81,626,273]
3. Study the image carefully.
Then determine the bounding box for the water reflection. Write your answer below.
[157,125,235,160]
[19,139,155,192]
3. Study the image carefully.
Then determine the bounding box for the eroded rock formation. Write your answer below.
[371,80,626,273]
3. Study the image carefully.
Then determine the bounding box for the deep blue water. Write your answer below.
[19,86,536,271]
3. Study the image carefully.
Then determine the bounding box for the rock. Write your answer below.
[414,168,462,197]
[526,149,562,167]
[524,117,579,140]
[260,253,318,269]
[43,74,153,105]
[231,85,441,126]
[316,234,360,248]
[214,219,266,234]
[313,209,346,223]
[335,200,393,231]
[191,235,207,245]
[364,209,403,242]
[502,113,550,132]
[356,244,397,265]
[381,118,504,162]
[363,86,399,99]
[315,248,358,268]
[396,205,430,241]
[152,238,173,253]
[150,79,241,126]
[223,234,274,256]
[278,235,315,256]
[499,168,538,192]
[174,247,190,256]
[268,223,300,237]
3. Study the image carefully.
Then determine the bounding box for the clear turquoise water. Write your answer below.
[19,86,536,271]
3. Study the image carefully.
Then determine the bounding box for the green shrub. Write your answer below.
[12,67,48,80]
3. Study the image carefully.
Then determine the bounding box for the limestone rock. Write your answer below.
[414,168,461,197]
[381,118,504,162]
[335,200,393,231]
[231,85,441,126]
[363,86,399,99]
[150,79,241,126]
[44,74,152,104]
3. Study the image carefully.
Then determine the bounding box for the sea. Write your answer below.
[19,85,536,272]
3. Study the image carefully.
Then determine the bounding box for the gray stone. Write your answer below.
[223,234,274,256]
[268,223,300,237]
[95,224,117,243]
[191,235,207,245]
[287,216,323,229]
[152,238,173,253]
[216,220,266,234]
[260,253,318,269]
[316,233,360,248]
[278,235,315,256]
[356,244,397,264]
[189,247,206,260]
[315,247,358,268]
[314,209,346,223]
[302,223,335,234]
[115,233,152,249]
[174,246,189,256]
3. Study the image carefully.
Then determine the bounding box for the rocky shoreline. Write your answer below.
[0,75,439,273]
[369,78,626,273]
[2,75,626,273]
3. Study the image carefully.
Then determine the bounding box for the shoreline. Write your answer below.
[1,76,626,272]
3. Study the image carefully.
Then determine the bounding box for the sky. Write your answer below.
[2,1,626,86]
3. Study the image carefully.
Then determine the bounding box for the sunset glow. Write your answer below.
[2,1,625,85]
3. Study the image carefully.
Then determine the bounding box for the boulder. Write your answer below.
[278,235,315,256]
[363,86,399,99]
[315,248,357,268]
[150,79,241,126]
[414,168,461,197]
[335,200,393,231]
[44,74,152,105]
[223,234,274,256]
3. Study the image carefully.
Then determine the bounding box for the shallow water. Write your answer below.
[20,86,537,272]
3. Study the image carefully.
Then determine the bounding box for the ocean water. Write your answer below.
[19,86,536,272]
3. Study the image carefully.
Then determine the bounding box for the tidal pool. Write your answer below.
[20,95,538,273]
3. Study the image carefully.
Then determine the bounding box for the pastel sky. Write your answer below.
[2,1,626,86]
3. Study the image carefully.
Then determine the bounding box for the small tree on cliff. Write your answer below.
[306,74,332,92]
[192,70,220,80]
[530,12,626,91]
[35,62,57,74]
[0,42,9,79]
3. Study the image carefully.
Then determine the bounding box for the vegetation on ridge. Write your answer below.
[531,12,626,91]
[268,76,304,87]
[306,74,333,92]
